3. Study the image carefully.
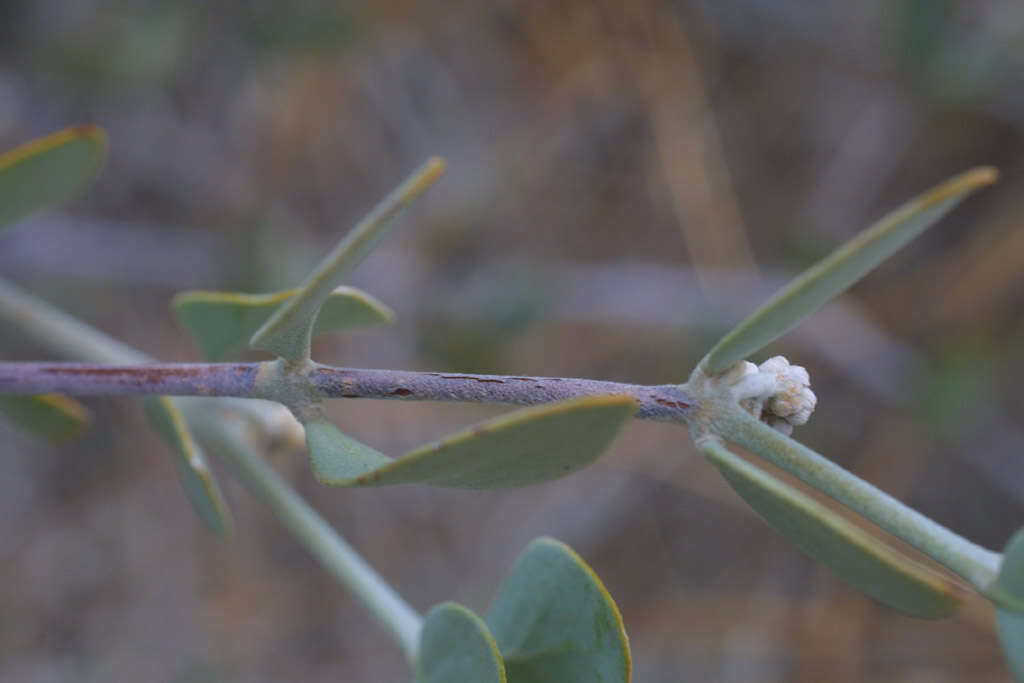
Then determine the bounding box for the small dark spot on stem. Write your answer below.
[391,388,412,396]
[654,398,682,409]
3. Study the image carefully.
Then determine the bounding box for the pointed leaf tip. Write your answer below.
[698,438,962,618]
[334,395,635,489]
[704,167,998,374]
[0,125,108,230]
[487,537,631,683]
[249,157,445,362]
[418,602,505,683]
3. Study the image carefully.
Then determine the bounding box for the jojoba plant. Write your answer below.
[1,126,1021,681]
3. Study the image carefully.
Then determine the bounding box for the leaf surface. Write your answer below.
[174,285,393,360]
[418,602,506,683]
[486,537,630,683]
[0,394,91,442]
[331,395,634,488]
[698,438,962,618]
[301,412,392,483]
[0,126,107,230]
[997,609,1024,681]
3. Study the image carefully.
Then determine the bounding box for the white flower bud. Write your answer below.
[712,356,817,433]
[757,356,816,432]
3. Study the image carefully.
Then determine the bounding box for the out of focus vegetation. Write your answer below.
[2,1,1023,681]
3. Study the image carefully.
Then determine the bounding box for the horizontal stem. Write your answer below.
[0,361,696,422]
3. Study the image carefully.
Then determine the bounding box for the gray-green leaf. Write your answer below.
[997,608,1024,681]
[486,537,630,683]
[0,126,108,230]
[301,412,392,483]
[984,527,1024,612]
[249,157,444,362]
[173,285,394,360]
[329,395,635,488]
[698,437,962,618]
[145,396,233,536]
[703,167,998,374]
[418,602,506,683]
[0,394,92,442]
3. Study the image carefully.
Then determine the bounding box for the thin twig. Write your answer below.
[0,361,696,422]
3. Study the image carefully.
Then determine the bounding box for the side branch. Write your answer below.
[0,361,696,423]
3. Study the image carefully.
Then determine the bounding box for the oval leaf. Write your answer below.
[0,126,108,230]
[486,537,630,683]
[418,602,506,683]
[704,167,998,374]
[698,438,962,618]
[173,285,394,360]
[984,527,1024,612]
[250,157,444,362]
[0,394,92,442]
[145,396,233,536]
[301,412,392,483]
[333,395,635,489]
[997,608,1024,681]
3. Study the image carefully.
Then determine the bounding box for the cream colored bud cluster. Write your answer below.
[722,356,817,434]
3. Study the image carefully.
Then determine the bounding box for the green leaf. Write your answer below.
[0,125,108,230]
[173,285,394,360]
[418,602,506,683]
[249,157,444,362]
[0,394,92,442]
[145,397,233,536]
[300,412,392,484]
[997,608,1024,681]
[984,527,1024,612]
[331,395,635,488]
[697,438,962,618]
[703,167,998,374]
[486,537,630,683]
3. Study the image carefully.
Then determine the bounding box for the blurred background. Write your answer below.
[2,0,1023,680]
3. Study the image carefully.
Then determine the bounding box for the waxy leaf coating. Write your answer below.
[486,537,631,683]
[0,126,107,230]
[323,395,634,489]
[174,285,393,360]
[0,394,92,442]
[418,602,506,683]
[699,438,962,618]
